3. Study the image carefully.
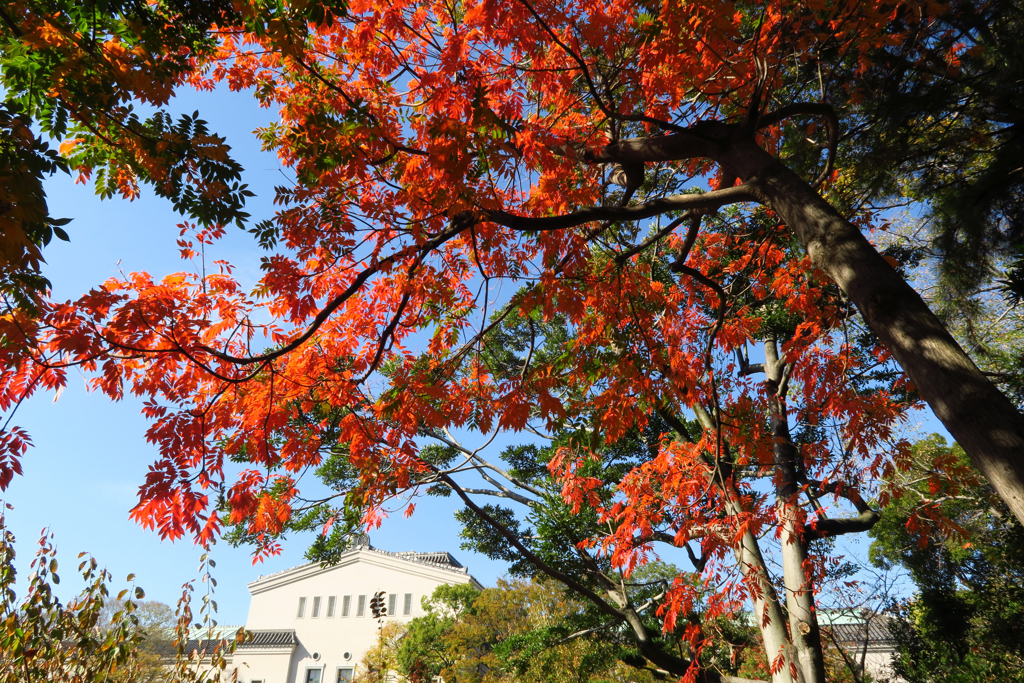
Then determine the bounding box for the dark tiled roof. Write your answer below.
[253,538,469,583]
[238,629,298,648]
[148,630,296,658]
[149,638,235,658]
[389,550,463,569]
[825,618,895,645]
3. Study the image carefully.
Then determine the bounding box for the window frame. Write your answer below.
[403,593,413,616]
[335,667,355,683]
[342,595,351,617]
[304,665,326,683]
[296,596,306,618]
[388,592,397,616]
[356,594,366,617]
[327,595,337,618]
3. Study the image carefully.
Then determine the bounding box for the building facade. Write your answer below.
[823,610,902,682]
[228,540,481,683]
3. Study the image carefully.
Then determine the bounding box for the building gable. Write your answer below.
[229,542,478,683]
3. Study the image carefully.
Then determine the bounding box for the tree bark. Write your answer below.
[731,524,798,683]
[574,128,1024,525]
[689,405,797,683]
[722,140,1024,527]
[764,340,827,683]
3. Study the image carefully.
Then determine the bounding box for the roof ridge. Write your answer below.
[252,545,469,584]
[366,546,467,573]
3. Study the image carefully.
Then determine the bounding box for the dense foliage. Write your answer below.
[870,435,1024,682]
[0,0,254,314]
[2,1,1024,682]
[836,0,1024,305]
[397,580,653,683]
[268,295,911,683]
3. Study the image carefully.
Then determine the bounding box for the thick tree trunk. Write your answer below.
[727,141,1024,527]
[585,130,1024,524]
[765,341,827,683]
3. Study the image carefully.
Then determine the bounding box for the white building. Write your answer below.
[226,539,481,683]
[822,610,902,682]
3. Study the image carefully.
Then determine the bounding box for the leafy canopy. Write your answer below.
[870,435,1024,682]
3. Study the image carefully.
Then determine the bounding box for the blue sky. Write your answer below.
[3,85,511,625]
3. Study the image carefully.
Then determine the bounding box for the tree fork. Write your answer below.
[576,124,1024,523]
[521,123,1024,520]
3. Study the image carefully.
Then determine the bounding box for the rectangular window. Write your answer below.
[336,668,354,683]
[297,596,306,618]
[252,680,264,683]
[327,596,337,618]
[357,594,366,617]
[306,668,323,683]
[404,593,413,615]
[312,596,321,618]
[342,595,351,617]
[388,593,397,616]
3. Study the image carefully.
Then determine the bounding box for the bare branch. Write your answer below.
[426,429,545,498]
[804,479,881,539]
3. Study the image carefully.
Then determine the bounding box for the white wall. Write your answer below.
[236,550,478,683]
[233,649,296,683]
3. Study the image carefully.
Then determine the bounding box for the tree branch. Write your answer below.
[456,185,756,234]
[201,224,466,365]
[434,469,624,620]
[806,511,881,539]
[804,479,881,539]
